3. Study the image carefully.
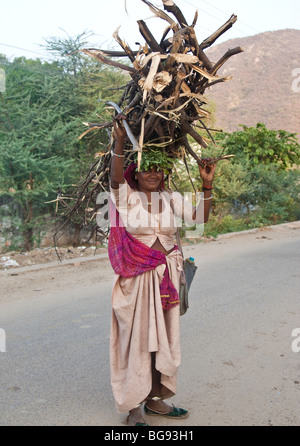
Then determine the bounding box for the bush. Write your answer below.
[204,214,249,238]
[176,124,300,240]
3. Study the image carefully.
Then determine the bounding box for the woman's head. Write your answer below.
[134,149,173,191]
[123,149,173,191]
[135,166,164,192]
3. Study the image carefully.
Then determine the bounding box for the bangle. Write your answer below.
[203,194,213,201]
[111,150,125,158]
[202,186,213,191]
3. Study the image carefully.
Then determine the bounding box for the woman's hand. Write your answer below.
[112,113,127,141]
[198,159,217,186]
[110,114,127,189]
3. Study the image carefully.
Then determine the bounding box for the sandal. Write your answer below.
[144,403,189,419]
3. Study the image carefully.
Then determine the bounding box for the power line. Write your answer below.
[181,0,225,24]
[200,0,260,33]
[179,0,258,38]
[0,44,68,79]
[0,42,49,59]
[180,0,244,37]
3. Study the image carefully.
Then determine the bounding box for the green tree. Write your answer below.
[173,122,300,238]
[0,33,128,250]
[222,123,300,170]
[43,31,129,246]
[205,124,300,233]
[0,57,75,249]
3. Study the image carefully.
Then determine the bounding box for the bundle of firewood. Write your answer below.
[55,0,243,245]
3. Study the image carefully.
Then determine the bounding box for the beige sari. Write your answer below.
[110,249,182,413]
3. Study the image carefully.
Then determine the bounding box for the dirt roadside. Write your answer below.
[0,245,108,269]
[1,221,299,308]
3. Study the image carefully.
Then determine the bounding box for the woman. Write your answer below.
[108,118,216,426]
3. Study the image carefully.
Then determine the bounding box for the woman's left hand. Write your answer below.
[198,159,217,186]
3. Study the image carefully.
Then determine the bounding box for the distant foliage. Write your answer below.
[0,33,128,250]
[221,123,300,170]
[174,123,300,238]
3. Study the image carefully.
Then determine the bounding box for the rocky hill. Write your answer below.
[206,29,300,137]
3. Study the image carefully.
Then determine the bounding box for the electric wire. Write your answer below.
[200,0,260,33]
[179,0,259,38]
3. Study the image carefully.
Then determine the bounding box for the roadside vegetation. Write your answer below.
[176,123,300,239]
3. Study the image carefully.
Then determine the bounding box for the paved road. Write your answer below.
[0,224,299,426]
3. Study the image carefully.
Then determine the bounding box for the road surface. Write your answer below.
[0,222,299,426]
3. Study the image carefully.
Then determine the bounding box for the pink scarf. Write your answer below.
[108,202,179,311]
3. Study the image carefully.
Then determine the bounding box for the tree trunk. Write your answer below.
[72,223,82,247]
[23,173,34,251]
[23,225,33,251]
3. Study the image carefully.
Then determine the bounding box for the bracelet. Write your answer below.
[203,194,213,201]
[111,150,125,158]
[202,186,213,191]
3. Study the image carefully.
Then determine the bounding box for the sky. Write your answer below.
[0,0,300,61]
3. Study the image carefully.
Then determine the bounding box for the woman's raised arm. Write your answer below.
[110,118,127,189]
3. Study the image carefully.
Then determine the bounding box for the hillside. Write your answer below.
[206,29,300,137]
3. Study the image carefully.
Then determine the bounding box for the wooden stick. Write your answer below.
[138,20,165,54]
[209,46,244,76]
[162,0,189,28]
[181,135,202,163]
[138,117,145,171]
[113,27,137,63]
[141,0,177,28]
[198,155,235,167]
[183,154,198,194]
[200,14,238,50]
[180,113,208,148]
[93,49,138,58]
[82,49,136,73]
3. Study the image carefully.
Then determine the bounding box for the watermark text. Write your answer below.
[96,189,206,238]
[0,328,6,353]
[292,68,300,93]
[291,328,300,353]
[0,68,5,93]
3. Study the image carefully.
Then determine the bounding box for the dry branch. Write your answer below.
[82,49,136,73]
[162,0,189,28]
[200,14,238,50]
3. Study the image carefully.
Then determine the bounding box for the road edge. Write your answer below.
[1,220,299,275]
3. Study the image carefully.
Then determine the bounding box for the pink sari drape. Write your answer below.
[108,203,179,311]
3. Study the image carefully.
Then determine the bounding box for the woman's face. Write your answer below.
[136,167,164,192]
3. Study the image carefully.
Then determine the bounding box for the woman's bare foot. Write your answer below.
[145,399,172,414]
[127,406,148,426]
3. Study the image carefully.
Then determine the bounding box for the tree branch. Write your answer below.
[200,14,238,50]
[210,46,244,76]
[137,20,165,54]
[162,0,189,28]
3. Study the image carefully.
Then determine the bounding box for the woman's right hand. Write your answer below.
[113,114,127,141]
[111,114,127,189]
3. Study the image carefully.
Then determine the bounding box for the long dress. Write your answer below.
[109,180,196,413]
